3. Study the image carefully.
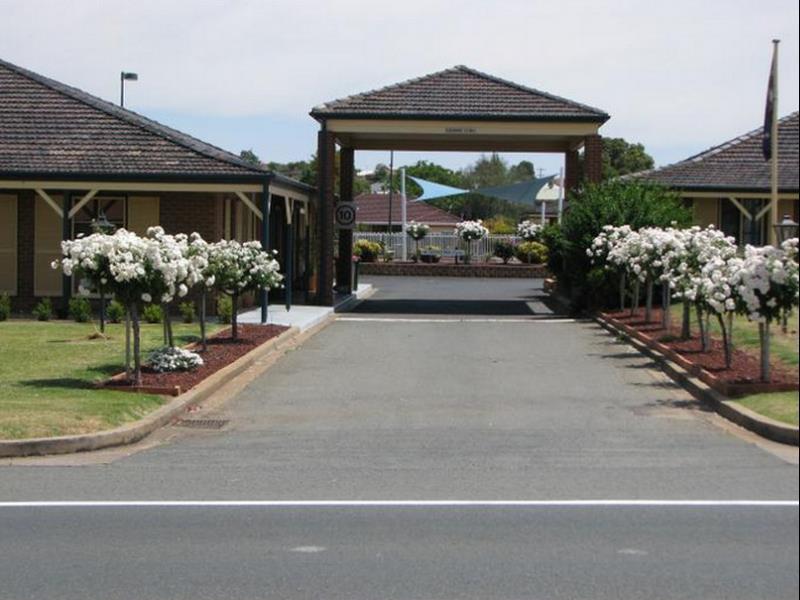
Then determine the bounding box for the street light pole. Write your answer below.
[120,71,138,107]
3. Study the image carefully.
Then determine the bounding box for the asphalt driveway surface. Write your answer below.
[1,276,797,599]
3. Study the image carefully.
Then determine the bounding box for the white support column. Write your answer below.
[234,191,263,220]
[401,167,407,261]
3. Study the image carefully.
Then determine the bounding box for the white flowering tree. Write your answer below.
[406,221,430,259]
[731,239,799,381]
[205,240,283,340]
[455,220,489,264]
[517,220,543,242]
[589,225,634,311]
[55,229,189,384]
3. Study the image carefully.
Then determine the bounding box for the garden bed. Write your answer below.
[102,324,288,396]
[600,308,799,397]
[359,261,548,278]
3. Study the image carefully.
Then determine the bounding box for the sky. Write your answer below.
[2,0,798,177]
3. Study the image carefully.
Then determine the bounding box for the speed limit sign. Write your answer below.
[335,202,357,229]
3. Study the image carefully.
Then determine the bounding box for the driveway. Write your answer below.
[1,276,797,599]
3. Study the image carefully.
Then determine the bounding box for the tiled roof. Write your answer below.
[632,112,799,193]
[355,193,461,225]
[311,66,609,122]
[0,58,268,180]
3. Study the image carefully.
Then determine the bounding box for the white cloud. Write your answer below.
[2,0,798,166]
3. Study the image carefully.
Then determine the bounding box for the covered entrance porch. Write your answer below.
[310,66,610,305]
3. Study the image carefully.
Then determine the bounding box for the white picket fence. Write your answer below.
[354,232,521,260]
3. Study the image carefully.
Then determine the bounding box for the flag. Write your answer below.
[762,43,778,160]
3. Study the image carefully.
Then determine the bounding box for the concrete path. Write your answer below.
[1,276,797,599]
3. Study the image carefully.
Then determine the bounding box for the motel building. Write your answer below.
[0,58,317,313]
[634,112,799,246]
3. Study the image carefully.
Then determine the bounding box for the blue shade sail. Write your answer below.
[408,176,468,201]
[473,176,557,207]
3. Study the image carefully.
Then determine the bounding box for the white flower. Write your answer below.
[141,293,152,303]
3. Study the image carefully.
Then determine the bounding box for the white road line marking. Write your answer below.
[337,317,575,324]
[0,500,796,508]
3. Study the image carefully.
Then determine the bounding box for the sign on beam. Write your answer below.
[335,202,357,229]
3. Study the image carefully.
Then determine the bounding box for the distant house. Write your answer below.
[633,112,799,246]
[354,193,460,232]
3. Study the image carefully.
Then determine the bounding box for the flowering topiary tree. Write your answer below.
[406,221,430,260]
[205,240,283,340]
[730,239,799,381]
[589,225,634,311]
[517,220,543,242]
[455,220,489,264]
[54,229,191,385]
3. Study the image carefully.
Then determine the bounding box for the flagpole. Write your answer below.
[769,39,780,245]
[401,167,407,261]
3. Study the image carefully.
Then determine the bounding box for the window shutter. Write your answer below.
[0,194,18,295]
[34,195,63,297]
[127,196,160,235]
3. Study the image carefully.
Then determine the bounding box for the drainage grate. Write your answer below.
[173,418,230,430]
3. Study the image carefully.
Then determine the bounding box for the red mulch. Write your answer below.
[605,308,798,385]
[105,324,288,394]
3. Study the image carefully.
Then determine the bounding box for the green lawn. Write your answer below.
[669,305,798,427]
[0,319,223,440]
[734,392,799,426]
[670,305,799,367]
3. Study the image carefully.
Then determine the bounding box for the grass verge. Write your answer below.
[0,319,223,440]
[733,391,799,427]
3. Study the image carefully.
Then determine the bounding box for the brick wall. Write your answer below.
[584,134,603,184]
[359,262,549,278]
[159,192,222,241]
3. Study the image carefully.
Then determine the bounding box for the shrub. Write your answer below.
[32,298,53,321]
[217,295,233,324]
[0,293,10,321]
[554,180,690,310]
[142,304,163,324]
[106,300,125,323]
[493,240,516,264]
[353,239,382,262]
[516,241,549,264]
[68,297,92,323]
[147,346,204,372]
[484,216,517,234]
[179,301,195,324]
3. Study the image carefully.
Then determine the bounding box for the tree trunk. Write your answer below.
[99,289,106,334]
[231,292,239,341]
[619,272,626,312]
[130,303,142,386]
[645,279,653,323]
[199,291,207,352]
[759,321,771,382]
[726,312,734,366]
[696,304,709,352]
[661,284,671,330]
[717,313,731,369]
[782,310,788,335]
[681,300,691,340]
[631,280,640,318]
[125,310,131,377]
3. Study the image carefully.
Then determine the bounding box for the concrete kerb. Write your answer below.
[0,320,331,459]
[595,316,799,447]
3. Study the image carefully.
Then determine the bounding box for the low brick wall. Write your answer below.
[358,262,548,278]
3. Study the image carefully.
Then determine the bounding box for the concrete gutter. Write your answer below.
[0,320,330,458]
[596,316,799,447]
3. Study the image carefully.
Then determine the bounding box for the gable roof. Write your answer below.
[354,193,461,225]
[632,112,799,193]
[0,58,280,182]
[311,65,609,122]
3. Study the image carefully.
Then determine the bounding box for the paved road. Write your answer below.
[1,277,797,599]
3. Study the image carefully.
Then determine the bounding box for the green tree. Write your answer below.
[239,149,262,167]
[577,137,655,181]
[553,180,690,311]
[507,160,535,182]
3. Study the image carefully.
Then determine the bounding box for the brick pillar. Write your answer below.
[316,126,336,306]
[336,147,354,294]
[564,149,580,195]
[584,134,603,184]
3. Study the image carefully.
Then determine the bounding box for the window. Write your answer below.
[72,197,126,237]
